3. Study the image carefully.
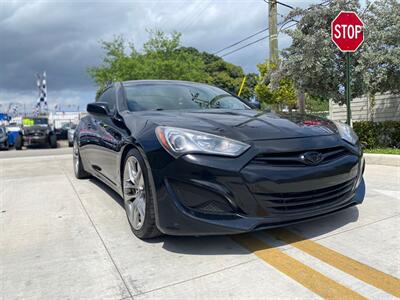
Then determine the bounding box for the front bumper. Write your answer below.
[24,135,47,145]
[148,135,365,236]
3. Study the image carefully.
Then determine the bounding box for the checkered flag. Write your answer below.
[36,71,48,113]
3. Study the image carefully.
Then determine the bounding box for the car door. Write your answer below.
[87,86,125,186]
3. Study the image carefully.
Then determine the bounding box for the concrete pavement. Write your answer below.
[0,150,399,299]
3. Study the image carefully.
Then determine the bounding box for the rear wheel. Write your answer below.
[50,134,57,148]
[73,141,90,179]
[15,135,22,150]
[123,149,160,239]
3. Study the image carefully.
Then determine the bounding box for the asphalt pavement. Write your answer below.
[0,148,399,299]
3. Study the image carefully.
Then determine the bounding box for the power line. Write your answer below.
[182,0,212,32]
[217,0,332,58]
[213,27,269,55]
[221,22,297,58]
[262,0,294,10]
[221,35,269,58]
[212,0,290,56]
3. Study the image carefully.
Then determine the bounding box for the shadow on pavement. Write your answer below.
[89,175,360,255]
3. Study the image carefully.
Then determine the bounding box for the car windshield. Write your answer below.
[22,118,48,126]
[124,83,250,112]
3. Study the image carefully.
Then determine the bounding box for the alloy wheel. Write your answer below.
[124,156,146,230]
[73,141,79,174]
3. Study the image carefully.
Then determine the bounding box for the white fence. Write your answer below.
[329,93,400,122]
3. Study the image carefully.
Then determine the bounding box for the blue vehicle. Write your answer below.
[0,125,9,150]
[6,125,21,147]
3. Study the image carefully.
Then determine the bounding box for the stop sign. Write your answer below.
[331,11,364,52]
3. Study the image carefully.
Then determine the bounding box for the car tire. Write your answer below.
[123,148,161,239]
[50,134,57,148]
[68,141,73,147]
[15,134,23,150]
[73,141,90,179]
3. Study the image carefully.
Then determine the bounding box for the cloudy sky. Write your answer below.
[0,0,333,112]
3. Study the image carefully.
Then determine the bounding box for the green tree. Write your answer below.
[89,31,257,100]
[357,0,400,95]
[255,60,296,108]
[177,47,257,100]
[279,0,400,104]
[88,31,209,97]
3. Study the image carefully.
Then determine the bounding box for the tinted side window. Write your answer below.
[98,88,116,113]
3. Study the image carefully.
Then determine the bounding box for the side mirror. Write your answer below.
[87,102,110,116]
[250,102,261,110]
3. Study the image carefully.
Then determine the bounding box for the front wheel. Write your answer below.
[73,141,90,179]
[123,149,160,239]
[15,135,22,150]
[49,134,57,148]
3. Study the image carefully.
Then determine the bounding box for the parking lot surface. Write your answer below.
[1,149,399,299]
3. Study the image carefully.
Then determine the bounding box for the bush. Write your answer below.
[353,121,400,149]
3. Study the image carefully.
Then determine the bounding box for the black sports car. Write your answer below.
[74,80,365,239]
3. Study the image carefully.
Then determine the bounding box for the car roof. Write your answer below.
[121,79,212,87]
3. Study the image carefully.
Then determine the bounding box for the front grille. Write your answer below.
[254,178,356,214]
[252,146,349,167]
[26,132,45,137]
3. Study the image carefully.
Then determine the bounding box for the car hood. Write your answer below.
[124,109,338,142]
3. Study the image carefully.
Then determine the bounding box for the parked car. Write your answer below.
[6,124,21,147]
[0,125,9,150]
[56,122,75,140]
[15,116,57,150]
[73,80,365,239]
[67,124,77,147]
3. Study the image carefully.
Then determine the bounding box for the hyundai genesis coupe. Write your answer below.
[73,80,365,239]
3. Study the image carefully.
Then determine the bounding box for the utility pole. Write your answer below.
[268,0,278,65]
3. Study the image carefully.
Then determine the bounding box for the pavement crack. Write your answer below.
[133,258,257,296]
[59,162,134,300]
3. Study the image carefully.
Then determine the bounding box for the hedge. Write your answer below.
[353,121,400,149]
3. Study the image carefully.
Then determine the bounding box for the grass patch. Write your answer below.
[364,148,400,155]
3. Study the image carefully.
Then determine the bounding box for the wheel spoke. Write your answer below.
[135,194,145,219]
[124,156,146,230]
[132,207,139,227]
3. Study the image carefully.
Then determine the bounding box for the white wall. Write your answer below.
[329,93,400,122]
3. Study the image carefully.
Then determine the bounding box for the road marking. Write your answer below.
[268,229,400,297]
[232,234,366,299]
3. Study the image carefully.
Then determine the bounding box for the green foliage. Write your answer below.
[357,0,400,95]
[88,31,208,97]
[279,0,400,103]
[305,95,329,112]
[363,148,400,155]
[255,60,297,108]
[353,121,400,148]
[88,31,257,100]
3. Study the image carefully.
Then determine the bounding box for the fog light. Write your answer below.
[355,157,365,189]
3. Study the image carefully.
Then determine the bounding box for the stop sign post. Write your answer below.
[331,11,364,125]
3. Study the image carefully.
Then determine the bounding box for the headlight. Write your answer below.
[155,126,250,158]
[334,121,359,145]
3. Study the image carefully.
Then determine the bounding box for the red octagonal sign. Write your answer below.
[331,11,364,52]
